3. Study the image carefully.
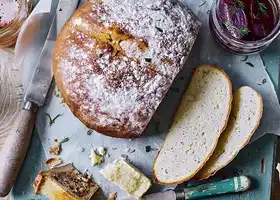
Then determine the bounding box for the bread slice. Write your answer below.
[33,164,99,200]
[195,86,263,180]
[153,65,232,185]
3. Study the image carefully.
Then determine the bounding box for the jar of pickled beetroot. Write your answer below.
[0,0,33,47]
[209,0,280,55]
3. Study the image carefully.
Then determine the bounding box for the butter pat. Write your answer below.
[100,160,151,199]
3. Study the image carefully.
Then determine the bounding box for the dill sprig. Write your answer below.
[234,0,245,9]
[240,27,250,35]
[257,1,268,17]
[46,113,63,126]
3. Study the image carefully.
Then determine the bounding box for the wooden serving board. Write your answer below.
[0,48,22,150]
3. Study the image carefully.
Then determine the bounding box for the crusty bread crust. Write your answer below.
[195,86,263,180]
[53,1,200,138]
[153,65,233,185]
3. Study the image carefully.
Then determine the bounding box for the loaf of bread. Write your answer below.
[153,65,232,185]
[195,86,263,180]
[53,0,200,138]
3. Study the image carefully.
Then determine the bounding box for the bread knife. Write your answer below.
[0,0,80,197]
[124,176,250,200]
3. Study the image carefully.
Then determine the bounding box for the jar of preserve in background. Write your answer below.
[0,0,33,47]
[209,0,280,55]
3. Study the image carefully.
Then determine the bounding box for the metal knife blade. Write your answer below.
[121,191,177,200]
[24,0,79,106]
[143,191,177,200]
[0,1,80,197]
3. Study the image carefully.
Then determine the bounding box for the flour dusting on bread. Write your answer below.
[53,0,200,138]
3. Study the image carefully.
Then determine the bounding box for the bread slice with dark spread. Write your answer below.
[33,164,99,200]
[195,86,263,180]
[153,65,232,185]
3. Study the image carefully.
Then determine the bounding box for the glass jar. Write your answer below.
[0,0,33,47]
[209,0,280,55]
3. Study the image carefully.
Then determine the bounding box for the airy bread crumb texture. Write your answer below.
[153,65,232,184]
[195,86,263,179]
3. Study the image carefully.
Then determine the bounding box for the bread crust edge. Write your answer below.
[195,86,264,180]
[153,64,233,185]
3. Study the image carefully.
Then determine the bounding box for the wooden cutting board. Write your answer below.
[0,48,22,200]
[0,48,22,150]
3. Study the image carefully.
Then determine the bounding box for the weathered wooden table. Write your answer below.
[7,1,280,199]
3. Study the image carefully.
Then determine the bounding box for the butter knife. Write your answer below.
[0,0,79,197]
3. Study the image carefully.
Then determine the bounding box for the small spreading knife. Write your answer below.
[0,0,79,197]
[125,176,250,200]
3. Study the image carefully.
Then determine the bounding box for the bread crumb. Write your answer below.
[108,192,117,200]
[49,141,61,155]
[98,146,106,155]
[45,158,62,169]
[276,163,280,181]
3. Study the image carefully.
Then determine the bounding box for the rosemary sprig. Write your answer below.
[108,33,112,42]
[46,113,63,126]
[155,26,163,32]
[144,58,152,63]
[199,1,207,7]
[241,56,248,62]
[60,137,69,143]
[240,27,250,35]
[246,62,254,67]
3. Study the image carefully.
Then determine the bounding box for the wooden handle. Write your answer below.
[0,109,36,197]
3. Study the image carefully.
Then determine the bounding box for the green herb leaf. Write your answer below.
[245,62,254,67]
[108,33,112,41]
[87,130,93,135]
[61,137,69,143]
[199,1,207,7]
[145,145,157,152]
[155,26,163,32]
[222,21,232,29]
[145,145,152,152]
[234,0,245,9]
[240,27,250,35]
[145,58,152,63]
[241,56,248,62]
[98,52,104,58]
[257,1,268,17]
[46,113,63,126]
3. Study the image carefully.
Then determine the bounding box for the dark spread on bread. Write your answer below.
[52,170,93,197]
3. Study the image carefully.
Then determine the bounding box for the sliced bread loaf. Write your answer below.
[195,86,263,180]
[153,65,232,185]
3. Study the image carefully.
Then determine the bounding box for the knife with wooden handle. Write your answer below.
[0,0,79,197]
